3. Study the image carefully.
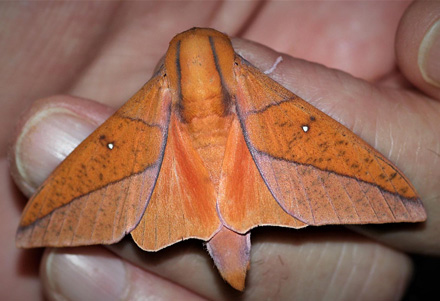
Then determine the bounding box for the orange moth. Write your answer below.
[17,28,426,290]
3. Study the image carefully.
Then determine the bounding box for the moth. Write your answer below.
[16,28,426,290]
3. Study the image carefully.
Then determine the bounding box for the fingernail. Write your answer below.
[45,249,127,300]
[15,107,96,191]
[418,19,440,87]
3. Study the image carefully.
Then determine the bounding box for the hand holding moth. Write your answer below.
[5,2,440,300]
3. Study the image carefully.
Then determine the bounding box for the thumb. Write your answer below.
[10,96,114,197]
[396,0,440,100]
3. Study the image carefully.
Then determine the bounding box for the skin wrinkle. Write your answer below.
[400,127,410,172]
[350,115,363,146]
[434,142,440,166]
[299,242,317,295]
[387,124,395,160]
[339,245,358,300]
[422,104,440,174]
[414,138,422,181]
[336,243,353,300]
[345,81,375,142]
[63,20,118,98]
[286,241,304,295]
[385,102,402,162]
[411,99,440,190]
[358,244,379,300]
[373,111,380,152]
[308,241,328,297]
[322,242,347,300]
[424,98,440,136]
[345,84,380,149]
[121,268,133,301]
[394,106,407,166]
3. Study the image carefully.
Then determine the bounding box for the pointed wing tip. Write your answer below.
[206,227,251,291]
[221,269,247,291]
[15,241,41,249]
[408,204,427,222]
[405,198,427,222]
[16,227,33,249]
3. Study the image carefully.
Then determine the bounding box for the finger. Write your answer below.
[113,228,412,300]
[41,247,205,301]
[13,91,413,299]
[395,1,440,100]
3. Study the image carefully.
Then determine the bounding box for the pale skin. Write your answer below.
[2,1,440,300]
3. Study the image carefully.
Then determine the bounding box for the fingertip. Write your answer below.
[41,247,205,301]
[418,19,440,88]
[10,96,113,197]
[396,1,440,99]
[41,247,128,301]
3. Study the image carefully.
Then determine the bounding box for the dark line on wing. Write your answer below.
[236,54,300,115]
[129,102,172,234]
[245,98,295,116]
[113,112,145,237]
[119,115,165,130]
[236,54,301,116]
[117,92,151,237]
[374,155,416,194]
[18,161,160,232]
[253,147,419,200]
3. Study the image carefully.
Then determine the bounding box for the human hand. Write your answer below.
[3,1,440,300]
